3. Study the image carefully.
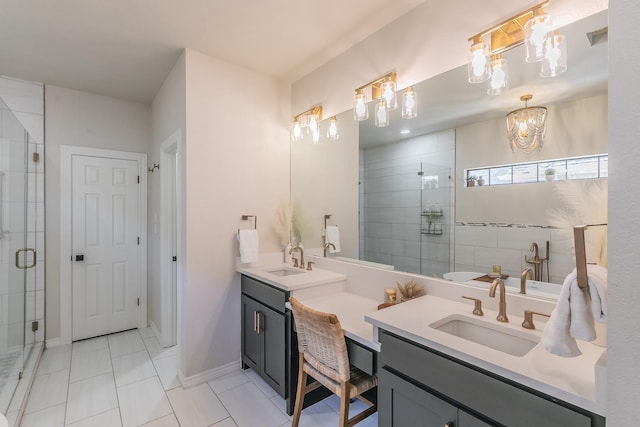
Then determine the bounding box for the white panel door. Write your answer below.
[72,155,139,340]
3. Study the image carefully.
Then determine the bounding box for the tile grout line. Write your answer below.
[105,335,126,427]
[139,330,180,426]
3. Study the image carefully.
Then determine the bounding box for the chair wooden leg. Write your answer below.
[338,382,350,427]
[291,354,307,427]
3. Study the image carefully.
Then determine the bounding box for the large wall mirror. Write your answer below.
[291,10,608,296]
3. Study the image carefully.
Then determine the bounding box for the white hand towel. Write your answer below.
[542,265,608,357]
[586,264,608,323]
[542,270,583,357]
[325,226,341,253]
[237,229,259,263]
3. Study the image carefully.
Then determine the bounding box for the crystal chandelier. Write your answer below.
[506,95,547,153]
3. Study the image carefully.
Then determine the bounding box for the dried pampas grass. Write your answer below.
[272,200,292,247]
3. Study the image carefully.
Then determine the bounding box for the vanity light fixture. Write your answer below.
[401,86,417,119]
[374,98,389,127]
[467,36,491,83]
[291,105,323,143]
[487,54,508,95]
[353,72,401,121]
[353,72,418,124]
[467,1,566,94]
[354,89,369,121]
[327,116,339,140]
[540,32,567,77]
[506,94,547,153]
[524,5,552,63]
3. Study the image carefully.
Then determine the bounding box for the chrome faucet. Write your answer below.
[323,242,336,257]
[520,268,533,294]
[525,242,542,280]
[289,245,305,269]
[489,278,509,323]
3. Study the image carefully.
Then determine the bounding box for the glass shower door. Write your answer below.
[0,104,34,413]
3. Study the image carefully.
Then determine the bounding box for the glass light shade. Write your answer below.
[311,129,320,144]
[524,11,552,63]
[291,119,303,141]
[307,113,319,135]
[380,79,397,111]
[327,116,339,140]
[506,105,547,153]
[540,34,567,77]
[467,39,491,83]
[487,56,508,96]
[354,89,369,121]
[374,99,389,127]
[401,86,417,119]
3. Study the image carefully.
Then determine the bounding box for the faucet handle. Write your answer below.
[306,261,314,271]
[522,310,551,330]
[291,257,299,268]
[462,296,484,316]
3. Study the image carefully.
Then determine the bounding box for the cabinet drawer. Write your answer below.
[347,338,376,375]
[380,331,596,427]
[241,274,287,313]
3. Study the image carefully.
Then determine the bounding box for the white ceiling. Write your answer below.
[0,0,424,104]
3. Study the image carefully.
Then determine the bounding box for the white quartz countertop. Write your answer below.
[241,265,347,291]
[365,294,606,416]
[290,292,381,351]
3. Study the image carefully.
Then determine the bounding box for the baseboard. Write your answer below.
[149,320,161,340]
[45,338,62,349]
[178,359,241,389]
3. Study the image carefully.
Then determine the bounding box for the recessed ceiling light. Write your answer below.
[400,129,411,134]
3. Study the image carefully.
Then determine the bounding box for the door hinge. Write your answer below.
[137,298,140,306]
[32,321,39,332]
[137,175,140,184]
[137,236,140,245]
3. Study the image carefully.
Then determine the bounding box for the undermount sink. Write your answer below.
[430,314,540,357]
[265,268,306,276]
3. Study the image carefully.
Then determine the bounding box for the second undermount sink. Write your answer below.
[265,268,306,276]
[430,314,540,357]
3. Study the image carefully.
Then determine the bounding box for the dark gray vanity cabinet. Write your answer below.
[241,274,288,397]
[378,330,606,427]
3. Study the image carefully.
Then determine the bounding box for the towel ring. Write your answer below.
[238,215,257,234]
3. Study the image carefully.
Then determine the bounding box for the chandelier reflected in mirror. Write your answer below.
[506,94,547,153]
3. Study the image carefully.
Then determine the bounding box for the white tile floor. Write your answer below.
[18,328,379,427]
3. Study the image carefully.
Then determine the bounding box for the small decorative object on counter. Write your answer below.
[397,280,426,302]
[467,175,477,187]
[384,288,397,304]
[545,167,556,182]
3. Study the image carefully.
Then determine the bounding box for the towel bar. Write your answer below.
[573,223,607,289]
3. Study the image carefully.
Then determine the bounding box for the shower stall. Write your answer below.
[0,82,44,415]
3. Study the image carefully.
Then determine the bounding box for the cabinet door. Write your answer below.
[241,295,261,370]
[260,303,286,396]
[379,368,457,427]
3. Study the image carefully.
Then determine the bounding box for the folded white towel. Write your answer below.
[586,264,608,323]
[237,229,259,263]
[542,271,583,357]
[542,264,608,357]
[325,226,341,253]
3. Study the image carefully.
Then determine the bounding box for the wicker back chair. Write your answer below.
[289,297,377,427]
